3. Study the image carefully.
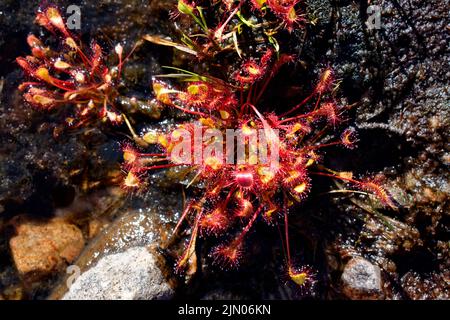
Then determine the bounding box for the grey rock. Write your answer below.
[63,247,173,300]
[341,257,384,300]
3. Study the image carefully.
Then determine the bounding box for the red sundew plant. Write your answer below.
[122,54,397,288]
[145,0,306,60]
[16,7,129,128]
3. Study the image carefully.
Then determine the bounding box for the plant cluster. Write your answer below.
[16,7,128,128]
[16,2,397,291]
[122,55,396,288]
[145,0,306,60]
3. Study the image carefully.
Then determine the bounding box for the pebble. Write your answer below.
[341,257,384,300]
[62,246,174,300]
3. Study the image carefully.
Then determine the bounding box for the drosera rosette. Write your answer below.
[121,50,398,290]
[15,6,147,130]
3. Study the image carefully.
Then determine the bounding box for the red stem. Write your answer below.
[278,110,318,124]
[172,103,208,117]
[280,91,316,117]
[177,208,204,268]
[255,54,293,104]
[309,171,362,185]
[306,141,341,150]
[215,2,242,40]
[137,163,184,171]
[236,204,263,243]
[283,196,292,267]
[173,201,194,235]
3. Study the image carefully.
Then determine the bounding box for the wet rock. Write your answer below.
[0,83,120,216]
[0,285,24,300]
[315,0,449,300]
[341,257,384,300]
[48,190,181,299]
[68,200,175,271]
[62,246,174,300]
[9,216,85,284]
[401,271,450,300]
[362,215,422,255]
